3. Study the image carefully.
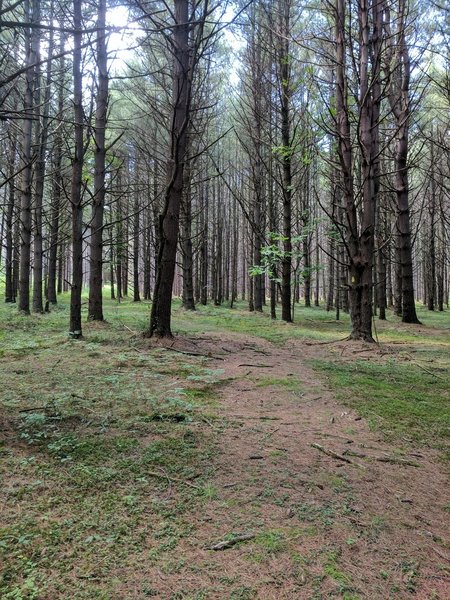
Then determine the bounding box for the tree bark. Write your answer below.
[18,0,38,314]
[181,149,195,310]
[133,187,141,302]
[33,0,53,313]
[279,1,292,323]
[148,0,191,337]
[47,38,65,305]
[5,124,17,303]
[69,0,84,338]
[88,0,108,320]
[386,0,420,324]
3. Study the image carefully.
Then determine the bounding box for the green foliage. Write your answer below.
[250,227,322,284]
[272,144,295,159]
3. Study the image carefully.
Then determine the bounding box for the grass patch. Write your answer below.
[313,357,450,455]
[0,295,224,598]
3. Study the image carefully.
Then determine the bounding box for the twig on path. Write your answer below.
[238,363,271,368]
[207,533,255,551]
[374,455,420,467]
[49,357,63,371]
[164,347,225,360]
[431,547,450,563]
[343,449,367,458]
[311,443,366,469]
[120,323,139,336]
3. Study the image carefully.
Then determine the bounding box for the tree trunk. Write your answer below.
[148,0,190,337]
[88,0,108,320]
[133,188,141,302]
[181,154,195,310]
[200,183,208,305]
[334,0,381,341]
[279,3,292,323]
[18,0,38,315]
[426,139,436,310]
[386,1,420,324]
[33,2,53,313]
[47,38,65,305]
[5,125,17,303]
[69,0,84,338]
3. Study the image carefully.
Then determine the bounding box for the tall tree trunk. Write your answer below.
[5,126,17,303]
[199,183,208,305]
[47,38,65,305]
[88,0,108,320]
[133,191,141,302]
[109,224,115,300]
[69,0,84,338]
[116,209,123,300]
[386,0,420,324]
[335,0,381,341]
[143,200,151,300]
[279,2,292,323]
[18,0,38,314]
[230,196,239,308]
[33,1,54,313]
[426,139,436,310]
[148,0,191,337]
[181,152,195,310]
[377,237,387,320]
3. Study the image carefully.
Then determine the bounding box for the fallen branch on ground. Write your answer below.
[374,456,420,467]
[164,347,225,360]
[343,449,367,458]
[431,547,450,563]
[311,443,365,469]
[207,533,255,551]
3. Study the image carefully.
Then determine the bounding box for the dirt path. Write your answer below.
[126,333,450,599]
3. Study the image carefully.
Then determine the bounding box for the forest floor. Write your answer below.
[0,297,449,599]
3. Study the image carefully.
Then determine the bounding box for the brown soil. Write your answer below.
[116,332,450,599]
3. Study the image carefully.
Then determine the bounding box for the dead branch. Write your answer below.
[374,456,420,467]
[207,533,255,551]
[311,443,366,469]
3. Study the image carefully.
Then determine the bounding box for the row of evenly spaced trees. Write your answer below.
[0,0,448,341]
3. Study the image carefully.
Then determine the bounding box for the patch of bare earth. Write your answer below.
[116,332,449,599]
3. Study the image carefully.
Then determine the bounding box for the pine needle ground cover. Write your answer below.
[1,296,449,599]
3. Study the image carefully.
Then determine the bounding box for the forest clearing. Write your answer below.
[0,297,449,599]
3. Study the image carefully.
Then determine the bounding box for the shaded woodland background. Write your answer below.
[0,0,449,340]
